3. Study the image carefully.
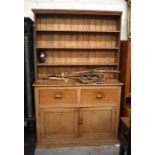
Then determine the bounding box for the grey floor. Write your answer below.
[35,144,120,155]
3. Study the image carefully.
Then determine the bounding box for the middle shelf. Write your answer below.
[36,30,120,33]
[36,31,120,49]
[37,63,118,66]
[36,49,119,66]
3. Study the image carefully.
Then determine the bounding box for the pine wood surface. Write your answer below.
[34,85,121,147]
[33,79,123,87]
[33,9,121,80]
[33,9,122,147]
[32,9,122,16]
[81,88,117,104]
[37,138,119,147]
[39,89,77,104]
[78,107,116,138]
[36,32,119,49]
[40,108,78,139]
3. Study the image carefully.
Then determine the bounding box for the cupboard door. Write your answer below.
[79,107,116,138]
[40,108,78,139]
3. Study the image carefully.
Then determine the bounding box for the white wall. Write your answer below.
[24,0,128,40]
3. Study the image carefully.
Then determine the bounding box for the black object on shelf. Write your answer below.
[24,17,35,131]
[39,49,45,63]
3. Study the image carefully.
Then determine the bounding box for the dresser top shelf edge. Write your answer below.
[32,9,122,16]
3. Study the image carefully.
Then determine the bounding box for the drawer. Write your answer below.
[81,88,117,104]
[38,89,77,104]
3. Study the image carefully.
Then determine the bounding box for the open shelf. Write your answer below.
[37,63,118,67]
[35,11,121,33]
[36,31,120,49]
[36,30,120,33]
[34,10,121,81]
[36,47,120,50]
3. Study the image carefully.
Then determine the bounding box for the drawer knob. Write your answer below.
[78,120,83,125]
[55,94,62,99]
[96,94,102,99]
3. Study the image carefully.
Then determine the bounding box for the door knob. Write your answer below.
[96,94,102,99]
[78,120,83,125]
[55,94,62,99]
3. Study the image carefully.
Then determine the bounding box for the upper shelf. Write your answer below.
[36,30,120,33]
[36,47,120,50]
[35,12,121,33]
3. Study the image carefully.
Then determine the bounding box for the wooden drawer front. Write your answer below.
[81,88,117,104]
[39,89,77,104]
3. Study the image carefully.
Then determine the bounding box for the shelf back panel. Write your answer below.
[33,10,121,81]
[37,49,118,65]
[36,14,120,32]
[36,32,119,48]
[37,66,118,80]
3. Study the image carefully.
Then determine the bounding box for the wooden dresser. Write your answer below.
[32,9,123,147]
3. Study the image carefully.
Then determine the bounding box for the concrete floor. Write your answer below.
[24,127,121,155]
[35,144,120,155]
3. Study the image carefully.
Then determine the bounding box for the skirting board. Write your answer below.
[35,144,120,155]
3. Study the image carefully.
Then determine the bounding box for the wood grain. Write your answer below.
[40,108,78,139]
[33,9,122,147]
[39,89,77,104]
[81,88,117,104]
[79,107,116,138]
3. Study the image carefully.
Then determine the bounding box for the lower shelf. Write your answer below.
[37,138,119,147]
[37,63,118,66]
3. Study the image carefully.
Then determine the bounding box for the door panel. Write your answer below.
[40,108,78,139]
[79,107,116,138]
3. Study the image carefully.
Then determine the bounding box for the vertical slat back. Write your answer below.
[34,11,121,80]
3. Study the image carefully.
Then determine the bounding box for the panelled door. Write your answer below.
[40,108,78,140]
[78,107,116,139]
[39,107,116,141]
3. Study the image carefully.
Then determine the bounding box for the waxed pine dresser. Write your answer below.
[32,9,123,147]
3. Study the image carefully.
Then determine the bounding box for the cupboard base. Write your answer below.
[36,138,119,148]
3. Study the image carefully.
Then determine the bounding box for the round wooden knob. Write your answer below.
[55,94,61,99]
[96,94,102,99]
[78,120,83,125]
